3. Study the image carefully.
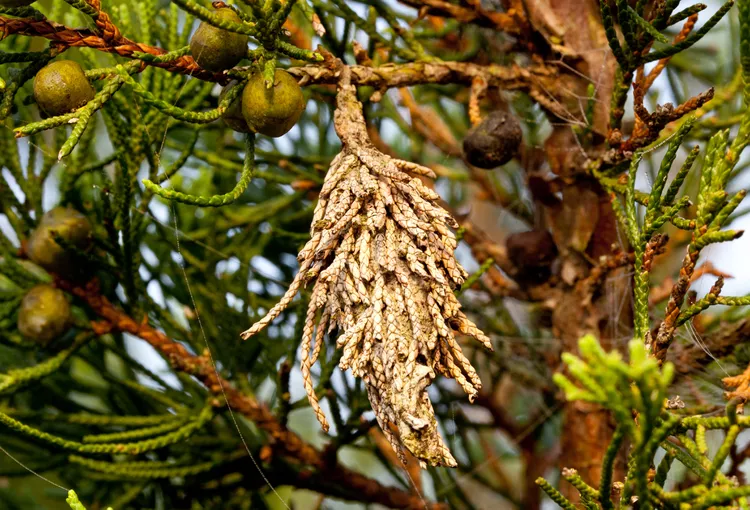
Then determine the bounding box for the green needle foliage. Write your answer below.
[67,490,113,510]
[540,335,750,509]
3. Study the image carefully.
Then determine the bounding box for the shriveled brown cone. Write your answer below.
[241,63,492,468]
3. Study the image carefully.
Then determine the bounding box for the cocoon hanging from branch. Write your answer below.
[242,64,492,468]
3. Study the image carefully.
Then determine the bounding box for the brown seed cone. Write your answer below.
[462,110,522,169]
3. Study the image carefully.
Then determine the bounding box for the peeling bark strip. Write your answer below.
[242,64,492,467]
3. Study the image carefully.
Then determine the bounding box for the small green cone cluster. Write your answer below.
[186,6,304,137]
[17,284,71,345]
[26,207,92,275]
[462,110,522,169]
[33,60,95,116]
[189,7,249,72]
[220,70,305,138]
[240,70,305,137]
[220,81,252,133]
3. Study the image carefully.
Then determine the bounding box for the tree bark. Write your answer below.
[548,176,631,502]
[522,0,628,501]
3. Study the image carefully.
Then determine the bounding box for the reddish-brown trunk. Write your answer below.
[522,0,627,499]
[549,192,631,500]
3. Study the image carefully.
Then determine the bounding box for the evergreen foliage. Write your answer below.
[1,0,750,508]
